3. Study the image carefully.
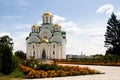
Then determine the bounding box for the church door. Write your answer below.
[42,49,46,59]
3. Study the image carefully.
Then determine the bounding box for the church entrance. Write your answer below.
[42,49,46,59]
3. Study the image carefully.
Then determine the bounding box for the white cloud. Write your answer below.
[53,14,82,35]
[0,32,28,53]
[53,14,66,23]
[0,32,11,37]
[66,22,106,55]
[85,27,105,37]
[116,11,120,16]
[96,4,114,14]
[66,27,106,55]
[61,21,82,35]
[13,32,29,52]
[96,4,120,18]
[52,15,106,55]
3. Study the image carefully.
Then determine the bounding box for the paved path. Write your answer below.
[23,64,120,80]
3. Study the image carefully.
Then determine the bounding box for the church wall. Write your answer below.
[35,44,39,59]
[39,43,49,59]
[26,40,66,59]
[56,44,60,59]
[57,45,61,59]
[62,40,66,59]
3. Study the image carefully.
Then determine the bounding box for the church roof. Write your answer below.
[32,24,39,29]
[43,11,52,16]
[41,38,49,43]
[54,23,61,28]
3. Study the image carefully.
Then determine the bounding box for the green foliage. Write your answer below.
[14,50,26,59]
[1,46,13,75]
[0,53,2,71]
[105,13,120,56]
[0,35,13,49]
[0,76,11,80]
[33,64,59,71]
[10,68,25,78]
[0,35,14,75]
[12,55,21,69]
[0,68,24,80]
[24,60,59,71]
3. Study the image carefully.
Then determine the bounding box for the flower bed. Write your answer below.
[19,64,101,79]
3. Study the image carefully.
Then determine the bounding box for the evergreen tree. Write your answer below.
[105,13,120,56]
[0,35,14,75]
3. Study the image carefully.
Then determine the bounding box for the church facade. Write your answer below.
[26,12,66,59]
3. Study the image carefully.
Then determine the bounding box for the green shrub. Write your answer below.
[35,64,59,71]
[12,55,21,69]
[10,68,25,78]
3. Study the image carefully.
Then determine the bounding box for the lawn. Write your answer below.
[0,76,21,80]
[0,68,24,80]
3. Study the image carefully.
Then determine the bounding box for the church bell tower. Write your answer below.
[42,12,53,24]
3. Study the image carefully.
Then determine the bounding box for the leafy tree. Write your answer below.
[0,35,14,75]
[0,35,13,50]
[15,50,26,59]
[1,46,13,75]
[105,13,120,56]
[12,55,21,69]
[0,52,2,71]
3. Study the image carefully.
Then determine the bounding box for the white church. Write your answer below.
[26,12,66,59]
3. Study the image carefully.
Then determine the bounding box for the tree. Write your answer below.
[15,50,26,59]
[12,55,21,69]
[105,13,120,56]
[0,35,14,75]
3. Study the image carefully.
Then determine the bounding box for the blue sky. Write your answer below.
[1,0,120,55]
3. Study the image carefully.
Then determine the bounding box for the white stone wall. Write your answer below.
[27,42,66,59]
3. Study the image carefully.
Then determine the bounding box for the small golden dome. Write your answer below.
[32,24,38,29]
[54,23,61,28]
[41,38,48,43]
[43,11,52,16]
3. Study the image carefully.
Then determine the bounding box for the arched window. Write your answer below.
[33,29,34,32]
[46,17,48,23]
[53,45,55,48]
[42,49,46,59]
[53,51,55,59]
[33,45,34,48]
[43,36,47,39]
[53,51,55,55]
[33,51,35,56]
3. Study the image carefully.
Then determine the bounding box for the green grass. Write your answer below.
[0,76,21,80]
[0,68,24,80]
[0,76,11,80]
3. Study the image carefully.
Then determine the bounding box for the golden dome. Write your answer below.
[43,11,52,16]
[41,38,48,43]
[54,23,61,28]
[32,24,38,29]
